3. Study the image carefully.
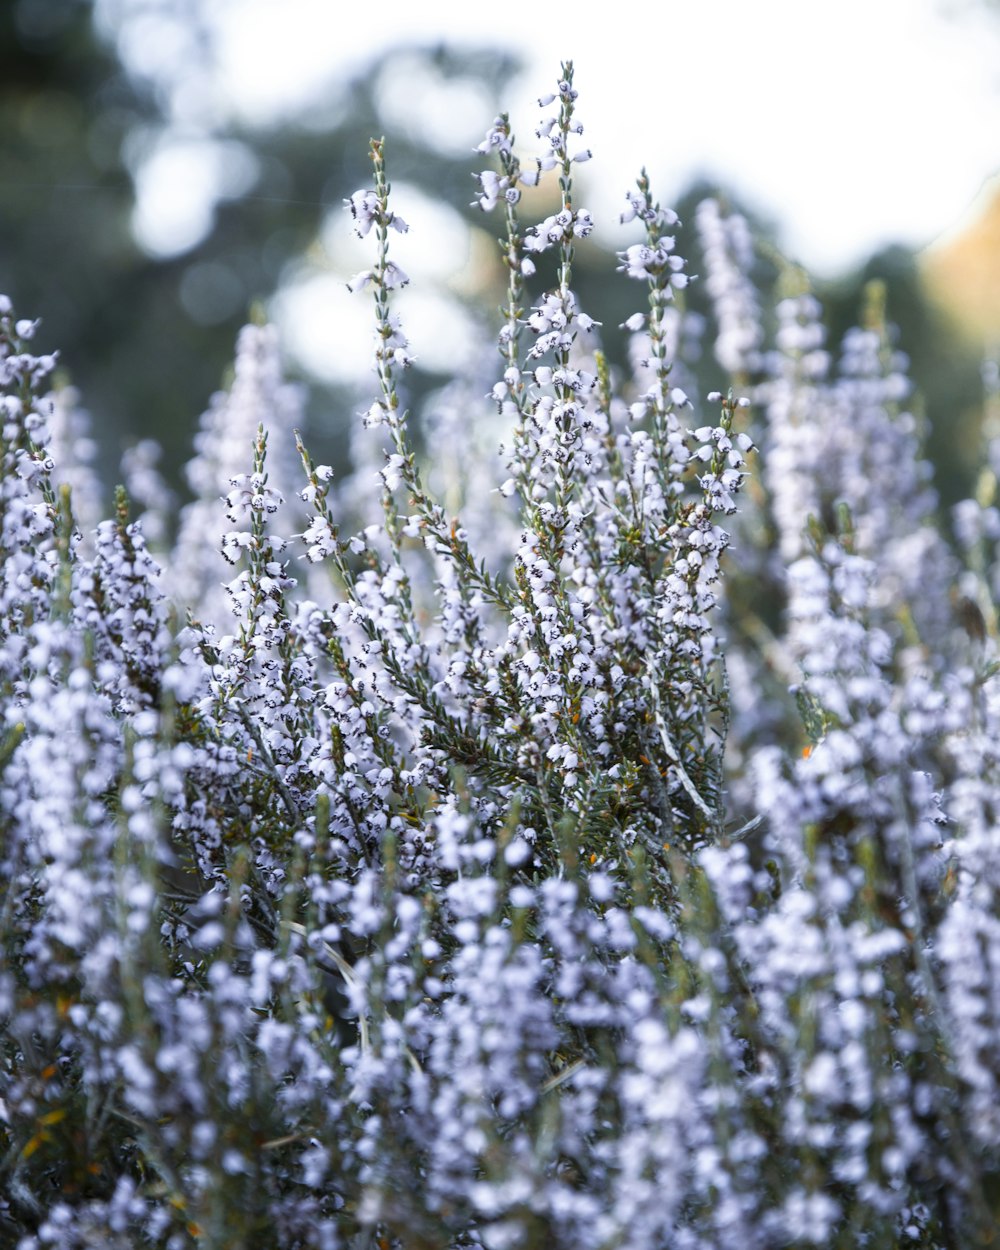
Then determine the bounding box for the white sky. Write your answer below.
[192,0,1000,274]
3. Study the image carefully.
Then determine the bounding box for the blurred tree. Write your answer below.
[0,0,160,486]
[2,0,523,494]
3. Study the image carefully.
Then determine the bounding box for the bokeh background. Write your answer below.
[4,0,1000,509]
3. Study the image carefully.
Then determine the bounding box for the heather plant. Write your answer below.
[2,62,1000,1250]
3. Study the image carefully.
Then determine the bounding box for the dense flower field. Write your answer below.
[2,64,1000,1248]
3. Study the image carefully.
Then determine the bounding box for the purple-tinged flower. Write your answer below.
[472,170,508,212]
[345,190,379,237]
[347,262,409,294]
[475,117,512,157]
[382,261,410,289]
[344,189,408,238]
[347,269,374,294]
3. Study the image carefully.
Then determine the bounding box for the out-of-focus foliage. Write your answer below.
[3,0,990,511]
[1,0,524,489]
[0,0,159,479]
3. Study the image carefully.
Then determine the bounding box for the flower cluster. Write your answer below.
[1,66,999,1250]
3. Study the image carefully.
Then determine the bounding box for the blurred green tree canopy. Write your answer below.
[1,0,524,489]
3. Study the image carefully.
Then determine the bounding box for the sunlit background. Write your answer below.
[105,0,1000,270]
[4,0,1000,498]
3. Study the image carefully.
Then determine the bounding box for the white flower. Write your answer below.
[473,170,506,212]
[573,209,594,237]
[383,261,410,289]
[364,401,387,428]
[345,189,379,237]
[475,118,512,156]
[347,269,374,294]
[381,454,407,491]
